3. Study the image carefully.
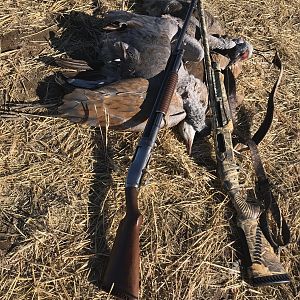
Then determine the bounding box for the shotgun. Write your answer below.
[102,1,197,299]
[197,0,290,286]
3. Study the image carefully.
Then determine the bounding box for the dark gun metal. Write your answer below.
[102,1,197,299]
[197,0,290,286]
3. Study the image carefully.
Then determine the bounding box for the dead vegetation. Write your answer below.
[0,0,299,299]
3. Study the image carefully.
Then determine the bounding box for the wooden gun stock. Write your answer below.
[102,187,142,299]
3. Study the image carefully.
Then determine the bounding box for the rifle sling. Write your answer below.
[221,55,290,251]
[223,51,283,145]
[247,140,291,249]
[252,52,284,145]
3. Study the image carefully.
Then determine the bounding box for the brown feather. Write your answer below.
[58,77,186,130]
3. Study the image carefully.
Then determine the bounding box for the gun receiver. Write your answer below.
[102,1,197,298]
[197,0,290,286]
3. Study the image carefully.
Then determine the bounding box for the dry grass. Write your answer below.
[0,0,299,299]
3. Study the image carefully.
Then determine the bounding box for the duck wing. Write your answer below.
[59,77,186,131]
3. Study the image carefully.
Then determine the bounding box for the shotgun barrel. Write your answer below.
[102,1,197,298]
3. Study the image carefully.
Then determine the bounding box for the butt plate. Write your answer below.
[237,219,289,287]
[251,273,290,286]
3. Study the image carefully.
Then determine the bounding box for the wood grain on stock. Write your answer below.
[102,187,142,300]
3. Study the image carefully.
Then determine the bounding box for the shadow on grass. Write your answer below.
[36,74,65,106]
[87,128,113,289]
[33,11,121,291]
[49,11,106,69]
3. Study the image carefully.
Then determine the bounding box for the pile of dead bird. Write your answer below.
[2,0,252,154]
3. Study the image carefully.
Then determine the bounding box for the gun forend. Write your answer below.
[102,187,143,299]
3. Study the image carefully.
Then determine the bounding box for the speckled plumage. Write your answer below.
[177,67,207,132]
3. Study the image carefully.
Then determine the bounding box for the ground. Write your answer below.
[0,0,299,299]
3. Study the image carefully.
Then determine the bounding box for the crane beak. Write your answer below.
[186,135,194,155]
[178,121,196,155]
